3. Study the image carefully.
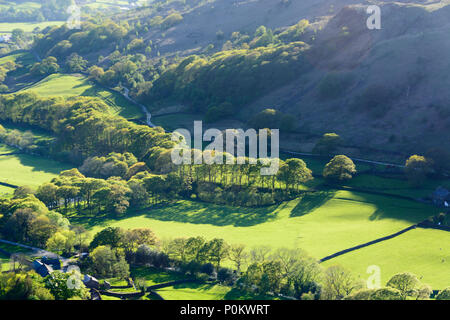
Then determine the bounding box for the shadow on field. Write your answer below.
[290,191,336,217]
[141,201,281,227]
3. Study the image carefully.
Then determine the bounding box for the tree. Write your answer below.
[90,245,129,279]
[0,271,54,300]
[436,287,450,300]
[46,230,75,254]
[89,227,124,249]
[321,265,360,300]
[45,270,88,300]
[404,155,433,186]
[277,158,313,191]
[313,133,342,155]
[205,238,230,268]
[386,272,421,300]
[66,53,88,73]
[121,228,157,256]
[30,57,59,76]
[229,244,248,272]
[323,155,356,182]
[368,287,402,300]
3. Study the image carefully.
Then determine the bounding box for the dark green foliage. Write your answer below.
[147,42,310,111]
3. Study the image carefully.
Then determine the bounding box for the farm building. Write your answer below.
[41,256,61,270]
[32,260,53,277]
[83,274,100,289]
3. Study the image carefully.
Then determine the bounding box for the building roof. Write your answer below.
[32,260,53,277]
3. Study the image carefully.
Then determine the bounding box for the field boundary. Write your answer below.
[318,225,418,263]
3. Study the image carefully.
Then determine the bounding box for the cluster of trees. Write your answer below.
[0,193,71,249]
[0,60,17,92]
[33,21,129,60]
[35,168,184,215]
[81,227,157,279]
[0,271,54,300]
[145,42,310,113]
[150,12,184,30]
[0,125,42,152]
[0,0,72,23]
[0,93,173,165]
[79,152,140,179]
[30,56,60,76]
[247,108,296,132]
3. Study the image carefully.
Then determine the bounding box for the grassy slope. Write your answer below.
[81,190,437,259]
[0,254,9,272]
[22,73,144,120]
[131,266,187,287]
[0,21,64,34]
[0,151,71,187]
[322,228,450,289]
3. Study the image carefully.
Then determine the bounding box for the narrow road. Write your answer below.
[0,239,71,267]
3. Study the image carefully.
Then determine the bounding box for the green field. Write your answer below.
[0,152,71,188]
[0,21,64,33]
[23,74,144,120]
[131,266,187,287]
[0,184,14,197]
[81,190,438,260]
[156,283,238,300]
[0,51,35,66]
[0,252,9,272]
[322,228,450,289]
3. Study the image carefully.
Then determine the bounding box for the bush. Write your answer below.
[217,268,235,285]
[436,287,450,300]
[200,263,215,276]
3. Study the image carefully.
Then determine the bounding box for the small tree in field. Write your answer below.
[323,155,356,182]
[386,272,421,300]
[404,155,433,186]
[313,133,342,155]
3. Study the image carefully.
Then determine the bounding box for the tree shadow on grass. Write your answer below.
[73,200,283,229]
[140,201,281,227]
[130,266,186,284]
[290,191,336,218]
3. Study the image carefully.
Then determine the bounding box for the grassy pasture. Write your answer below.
[322,228,450,289]
[80,190,438,260]
[0,21,64,34]
[0,253,10,272]
[156,283,282,300]
[0,184,14,197]
[156,283,237,300]
[22,74,144,120]
[0,151,71,188]
[131,266,187,287]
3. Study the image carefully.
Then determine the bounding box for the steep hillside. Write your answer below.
[242,1,450,154]
[17,0,450,157]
